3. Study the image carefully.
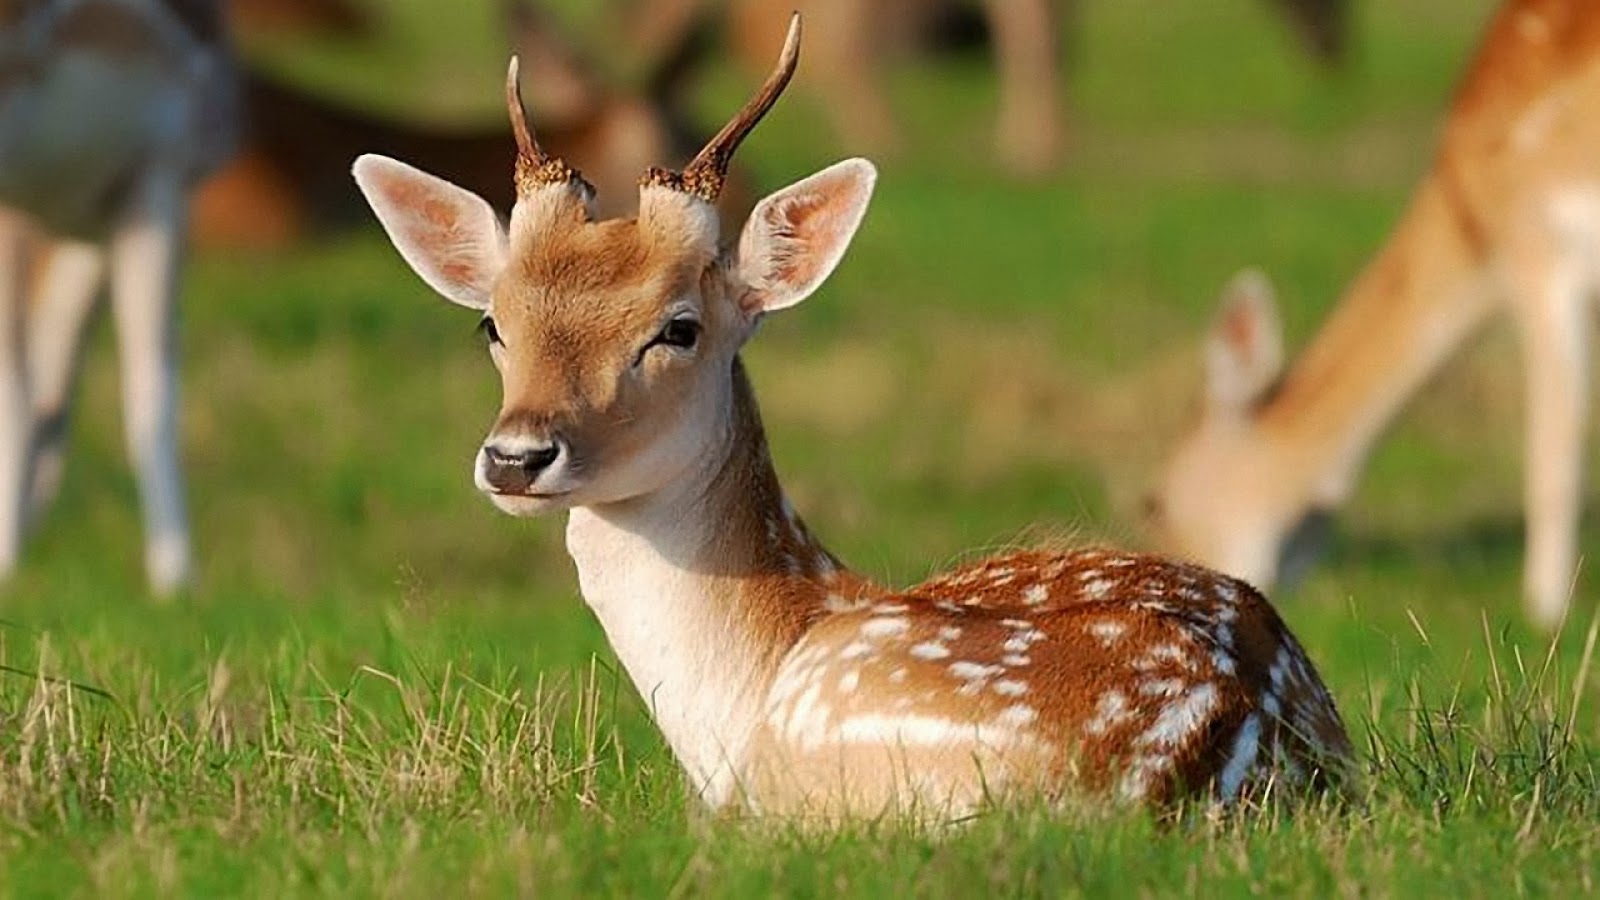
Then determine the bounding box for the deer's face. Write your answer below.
[1148,420,1289,589]
[1145,269,1328,591]
[471,202,742,513]
[354,29,874,515]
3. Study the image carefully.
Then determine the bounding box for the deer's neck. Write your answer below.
[564,358,870,807]
[1253,171,1501,506]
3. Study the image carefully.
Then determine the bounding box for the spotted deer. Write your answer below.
[354,16,1351,819]
[0,0,237,593]
[1149,0,1600,631]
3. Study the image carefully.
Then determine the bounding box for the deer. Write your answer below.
[0,0,237,594]
[353,15,1352,819]
[1148,0,1600,631]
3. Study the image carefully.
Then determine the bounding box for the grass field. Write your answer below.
[3,0,1599,894]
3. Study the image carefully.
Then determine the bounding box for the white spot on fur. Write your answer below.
[1023,584,1050,606]
[861,617,909,639]
[1082,578,1113,599]
[838,670,860,693]
[1268,646,1292,692]
[1148,644,1191,666]
[888,668,908,684]
[995,704,1037,728]
[949,661,1004,682]
[839,641,874,660]
[835,714,965,746]
[1001,654,1031,667]
[910,641,951,661]
[1001,618,1032,630]
[1262,691,1283,717]
[993,679,1028,697]
[1089,619,1126,646]
[1085,690,1131,736]
[873,603,909,615]
[938,625,963,641]
[782,683,828,748]
[1218,713,1263,799]
[1140,682,1218,748]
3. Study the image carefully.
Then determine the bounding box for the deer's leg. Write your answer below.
[25,239,103,523]
[109,171,189,597]
[0,212,30,576]
[1509,243,1591,630]
[982,0,1063,175]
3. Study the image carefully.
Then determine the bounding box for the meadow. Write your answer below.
[1,0,1598,894]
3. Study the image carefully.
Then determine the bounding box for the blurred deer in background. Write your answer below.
[354,14,1351,818]
[1149,0,1600,631]
[0,0,237,594]
[192,0,744,249]
[701,0,1350,175]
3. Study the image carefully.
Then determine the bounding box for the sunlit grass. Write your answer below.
[4,0,1598,894]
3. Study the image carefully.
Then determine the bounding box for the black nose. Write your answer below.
[482,442,560,494]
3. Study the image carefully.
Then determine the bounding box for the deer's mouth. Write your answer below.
[485,489,573,517]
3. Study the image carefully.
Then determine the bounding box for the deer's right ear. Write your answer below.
[1205,268,1284,417]
[353,154,507,311]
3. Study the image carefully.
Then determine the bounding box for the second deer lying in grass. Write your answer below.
[355,16,1351,819]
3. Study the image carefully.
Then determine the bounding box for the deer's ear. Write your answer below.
[1206,268,1284,416]
[353,154,507,311]
[734,158,876,317]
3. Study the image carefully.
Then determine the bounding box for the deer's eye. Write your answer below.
[656,318,700,349]
[478,317,502,346]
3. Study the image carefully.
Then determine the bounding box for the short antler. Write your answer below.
[642,12,801,202]
[505,55,587,195]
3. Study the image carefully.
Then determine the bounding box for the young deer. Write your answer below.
[1149,0,1600,630]
[0,0,237,593]
[354,17,1351,819]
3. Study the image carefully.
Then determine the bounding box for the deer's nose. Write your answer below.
[480,441,561,494]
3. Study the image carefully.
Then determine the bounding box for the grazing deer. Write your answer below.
[354,16,1351,818]
[0,0,237,593]
[192,0,742,249]
[1149,0,1600,630]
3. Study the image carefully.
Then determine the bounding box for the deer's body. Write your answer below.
[1152,0,1600,629]
[0,0,235,592]
[355,16,1350,819]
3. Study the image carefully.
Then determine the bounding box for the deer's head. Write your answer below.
[1146,270,1331,590]
[354,17,875,516]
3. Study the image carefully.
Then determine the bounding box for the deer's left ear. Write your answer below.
[734,158,876,317]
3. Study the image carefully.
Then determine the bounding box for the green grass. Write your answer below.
[6,0,1600,894]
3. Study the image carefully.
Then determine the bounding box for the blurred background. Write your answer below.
[8,0,1559,717]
